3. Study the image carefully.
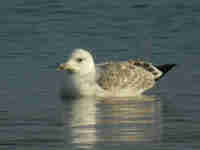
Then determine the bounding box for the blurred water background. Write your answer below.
[0,0,200,149]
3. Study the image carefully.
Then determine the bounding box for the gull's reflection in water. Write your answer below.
[62,97,98,149]
[61,95,162,149]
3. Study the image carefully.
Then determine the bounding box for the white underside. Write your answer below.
[59,72,145,98]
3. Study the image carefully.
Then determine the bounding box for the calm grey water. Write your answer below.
[1,0,200,149]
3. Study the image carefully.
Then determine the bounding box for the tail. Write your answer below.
[155,64,176,81]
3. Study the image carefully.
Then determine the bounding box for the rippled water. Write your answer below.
[1,0,200,149]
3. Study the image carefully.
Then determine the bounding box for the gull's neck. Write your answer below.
[68,70,97,97]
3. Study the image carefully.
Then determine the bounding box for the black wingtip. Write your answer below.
[156,64,176,74]
[155,64,176,81]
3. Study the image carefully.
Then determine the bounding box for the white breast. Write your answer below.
[61,72,97,97]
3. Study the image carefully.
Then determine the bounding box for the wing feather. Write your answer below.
[96,60,161,92]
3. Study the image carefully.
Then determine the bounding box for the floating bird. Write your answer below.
[57,48,176,98]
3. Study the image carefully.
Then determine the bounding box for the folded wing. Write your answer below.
[96,60,162,92]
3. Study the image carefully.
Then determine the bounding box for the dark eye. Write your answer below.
[76,58,83,63]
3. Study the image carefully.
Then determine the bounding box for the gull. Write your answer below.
[57,48,176,98]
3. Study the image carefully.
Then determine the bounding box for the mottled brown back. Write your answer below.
[97,60,158,92]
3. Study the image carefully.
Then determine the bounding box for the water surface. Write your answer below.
[1,0,200,149]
